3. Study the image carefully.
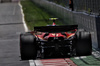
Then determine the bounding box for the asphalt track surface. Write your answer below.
[0,3,30,66]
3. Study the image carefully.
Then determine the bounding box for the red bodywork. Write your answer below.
[36,32,75,40]
[34,22,77,41]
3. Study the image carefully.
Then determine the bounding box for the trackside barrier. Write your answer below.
[32,0,100,49]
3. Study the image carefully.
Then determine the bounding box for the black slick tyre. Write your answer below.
[76,31,92,56]
[20,33,37,60]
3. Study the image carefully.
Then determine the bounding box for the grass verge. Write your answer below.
[21,0,63,30]
[71,55,100,66]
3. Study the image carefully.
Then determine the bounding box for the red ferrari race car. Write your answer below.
[20,18,92,60]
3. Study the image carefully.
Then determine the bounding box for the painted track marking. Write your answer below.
[41,58,77,66]
[29,60,36,66]
[19,2,28,32]
[74,56,87,59]
[35,60,43,66]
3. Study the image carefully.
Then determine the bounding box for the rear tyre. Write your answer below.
[20,33,37,60]
[76,31,92,56]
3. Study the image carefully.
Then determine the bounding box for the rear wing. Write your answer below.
[34,25,78,33]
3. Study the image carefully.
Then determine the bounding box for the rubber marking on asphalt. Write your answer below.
[13,4,16,15]
[18,2,28,32]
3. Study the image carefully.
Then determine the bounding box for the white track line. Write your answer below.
[19,2,36,66]
[19,2,28,32]
[35,60,43,66]
[74,56,87,59]
[29,60,36,66]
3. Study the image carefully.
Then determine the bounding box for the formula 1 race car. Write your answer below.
[20,18,92,60]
